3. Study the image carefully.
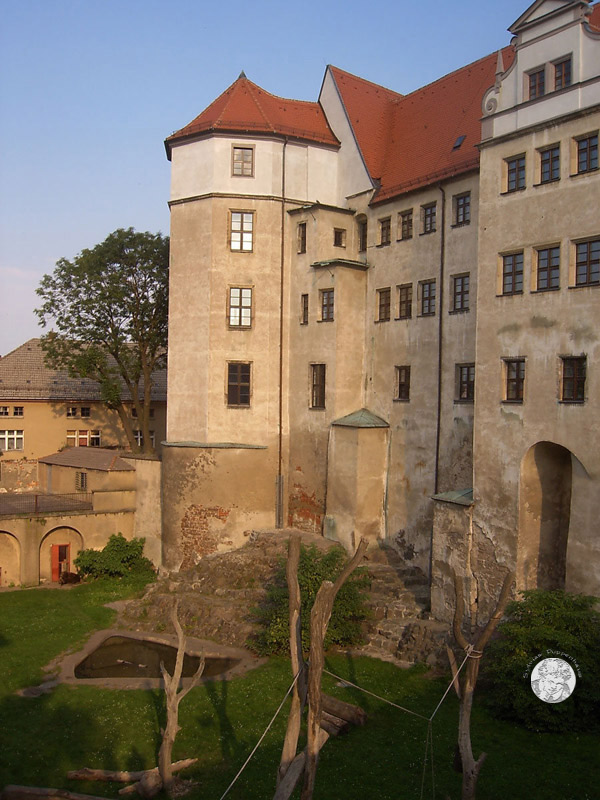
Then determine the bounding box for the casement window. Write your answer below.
[456,364,475,402]
[300,294,309,325]
[230,211,253,252]
[0,407,8,416]
[228,287,253,327]
[506,155,526,192]
[451,273,470,312]
[377,288,391,322]
[0,430,24,450]
[232,146,254,177]
[422,203,436,234]
[561,356,586,403]
[357,218,368,252]
[75,471,88,491]
[528,67,545,100]
[131,407,155,419]
[320,288,334,321]
[576,134,598,174]
[66,406,78,417]
[419,280,436,316]
[399,210,413,240]
[297,222,307,254]
[504,359,525,403]
[227,362,251,407]
[575,240,600,286]
[539,145,560,183]
[379,217,391,246]
[554,58,571,90]
[13,407,24,417]
[454,193,471,226]
[66,430,101,447]
[536,246,560,291]
[80,407,90,418]
[333,228,346,248]
[502,252,524,295]
[311,364,326,409]
[395,366,411,401]
[134,430,156,448]
[397,284,413,319]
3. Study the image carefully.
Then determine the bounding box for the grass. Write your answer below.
[1,582,599,799]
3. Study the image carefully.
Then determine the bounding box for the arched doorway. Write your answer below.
[517,442,574,592]
[39,527,84,582]
[0,531,21,586]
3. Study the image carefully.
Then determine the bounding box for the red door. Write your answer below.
[51,544,70,581]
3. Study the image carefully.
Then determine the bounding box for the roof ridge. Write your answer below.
[328,65,404,100]
[244,80,276,133]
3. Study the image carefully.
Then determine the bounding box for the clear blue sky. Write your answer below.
[0,0,526,356]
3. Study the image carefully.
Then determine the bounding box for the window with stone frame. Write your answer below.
[399,210,413,240]
[0,430,23,450]
[528,67,545,100]
[554,57,572,90]
[333,228,346,248]
[575,239,599,286]
[419,279,436,316]
[504,359,525,403]
[75,471,88,491]
[456,363,475,402]
[300,293,309,325]
[379,217,391,246]
[397,284,412,319]
[536,246,560,291]
[576,133,598,174]
[227,362,251,407]
[232,146,254,177]
[310,364,326,409]
[357,218,368,252]
[228,287,253,327]
[422,203,436,234]
[539,144,560,183]
[395,366,411,401]
[377,287,391,321]
[230,211,253,251]
[451,273,470,312]
[297,222,307,254]
[561,356,586,403]
[320,288,334,321]
[13,406,24,417]
[454,193,470,226]
[502,252,524,295]
[506,155,526,192]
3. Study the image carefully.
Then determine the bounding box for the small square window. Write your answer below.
[397,284,412,319]
[528,67,545,100]
[575,240,600,286]
[320,289,334,321]
[300,294,309,325]
[66,407,78,418]
[539,145,560,183]
[13,406,24,417]
[452,273,470,312]
[230,211,253,252]
[357,218,368,252]
[502,252,524,295]
[297,222,307,254]
[561,356,586,403]
[379,217,391,246]
[227,362,251,407]
[80,407,90,418]
[229,287,253,327]
[232,146,254,177]
[576,133,598,174]
[505,359,525,403]
[554,58,571,91]
[333,228,346,248]
[454,194,470,226]
[422,203,436,234]
[0,407,8,417]
[75,471,87,491]
[399,210,413,240]
[456,364,475,402]
[90,430,101,447]
[311,364,326,409]
[377,288,391,322]
[536,246,560,291]
[395,366,411,401]
[419,280,436,316]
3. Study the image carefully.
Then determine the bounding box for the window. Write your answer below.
[66,406,78,417]
[554,58,571,90]
[561,356,586,403]
[420,280,436,316]
[320,289,334,321]
[502,252,524,295]
[505,359,525,403]
[358,218,368,252]
[528,67,545,100]
[300,294,309,325]
[0,430,24,450]
[422,203,436,234]
[75,471,87,491]
[536,246,560,291]
[311,364,326,409]
[506,155,526,192]
[230,211,253,252]
[13,407,24,417]
[577,134,598,174]
[0,407,8,416]
[333,228,346,248]
[397,284,412,319]
[80,407,90,418]
[232,146,254,177]
[575,240,599,286]
[399,210,413,240]
[228,287,252,327]
[66,430,101,447]
[134,430,156,447]
[539,145,560,183]
[454,193,470,225]
[297,222,307,254]
[395,366,410,401]
[379,217,391,246]
[131,407,155,419]
[377,288,391,322]
[456,364,475,402]
[452,273,470,312]
[227,362,251,407]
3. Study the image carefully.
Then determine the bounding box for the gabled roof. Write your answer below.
[39,447,135,471]
[165,74,339,158]
[331,408,389,428]
[330,47,515,203]
[509,0,590,34]
[0,339,167,402]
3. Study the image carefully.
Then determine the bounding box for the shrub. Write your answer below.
[248,544,370,656]
[482,589,600,732]
[74,533,155,580]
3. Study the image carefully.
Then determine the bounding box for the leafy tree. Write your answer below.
[35,228,169,453]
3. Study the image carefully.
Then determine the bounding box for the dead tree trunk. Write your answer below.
[157,601,205,796]
[452,570,514,800]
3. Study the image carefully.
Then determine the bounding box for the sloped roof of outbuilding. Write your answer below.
[38,447,135,471]
[165,74,339,157]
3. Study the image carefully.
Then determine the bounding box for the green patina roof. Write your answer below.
[331,408,389,428]
[431,488,473,506]
[162,441,267,449]
[311,258,369,270]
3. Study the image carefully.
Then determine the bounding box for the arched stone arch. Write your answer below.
[39,526,84,582]
[0,530,21,587]
[517,441,585,593]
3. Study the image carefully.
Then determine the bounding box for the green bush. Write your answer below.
[248,544,370,656]
[74,533,155,580]
[482,590,600,732]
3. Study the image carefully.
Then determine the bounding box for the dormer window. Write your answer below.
[528,68,545,100]
[554,58,571,91]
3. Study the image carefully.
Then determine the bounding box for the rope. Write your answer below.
[323,668,429,721]
[217,668,302,800]
[428,646,472,721]
[419,721,431,800]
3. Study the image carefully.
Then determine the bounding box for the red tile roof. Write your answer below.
[589,3,600,31]
[165,74,339,157]
[330,47,515,203]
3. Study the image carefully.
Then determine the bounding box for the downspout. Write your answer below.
[276,139,288,528]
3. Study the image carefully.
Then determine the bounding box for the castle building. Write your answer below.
[162,0,599,616]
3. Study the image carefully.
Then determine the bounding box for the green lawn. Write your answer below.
[0,582,598,799]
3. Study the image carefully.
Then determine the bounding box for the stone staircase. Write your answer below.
[359,547,449,667]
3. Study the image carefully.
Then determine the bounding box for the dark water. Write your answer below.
[74,635,240,679]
